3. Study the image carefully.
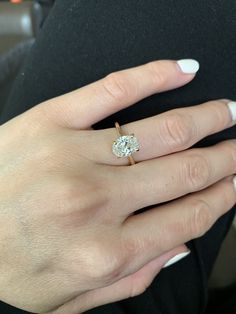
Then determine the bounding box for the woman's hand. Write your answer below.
[0,59,236,314]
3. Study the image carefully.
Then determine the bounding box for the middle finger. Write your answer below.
[113,138,236,214]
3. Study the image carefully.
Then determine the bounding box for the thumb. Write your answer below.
[46,245,190,314]
[38,59,199,130]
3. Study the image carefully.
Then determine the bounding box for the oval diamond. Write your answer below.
[112,135,140,157]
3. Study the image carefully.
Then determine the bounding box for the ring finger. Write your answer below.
[74,98,236,165]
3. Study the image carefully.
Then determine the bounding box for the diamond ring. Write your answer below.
[112,122,140,165]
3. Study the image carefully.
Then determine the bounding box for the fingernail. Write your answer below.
[233,175,236,191]
[163,250,191,268]
[177,59,200,74]
[227,101,236,121]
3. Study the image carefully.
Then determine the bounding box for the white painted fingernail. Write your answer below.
[177,59,200,74]
[163,251,191,268]
[227,101,236,121]
[233,175,236,191]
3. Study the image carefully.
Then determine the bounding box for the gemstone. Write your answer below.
[112,135,140,157]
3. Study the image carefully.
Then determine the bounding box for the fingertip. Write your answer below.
[162,249,191,268]
[151,244,190,269]
[176,59,200,74]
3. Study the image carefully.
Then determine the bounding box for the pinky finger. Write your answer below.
[46,245,189,314]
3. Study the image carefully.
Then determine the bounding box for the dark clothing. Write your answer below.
[0,1,236,313]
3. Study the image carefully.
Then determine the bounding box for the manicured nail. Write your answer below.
[177,59,200,74]
[227,102,236,121]
[233,175,236,191]
[163,250,191,268]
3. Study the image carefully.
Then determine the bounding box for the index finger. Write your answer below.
[40,59,199,129]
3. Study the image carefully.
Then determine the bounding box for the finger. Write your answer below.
[113,139,236,212]
[38,59,199,129]
[82,99,236,165]
[47,245,189,314]
[120,175,236,273]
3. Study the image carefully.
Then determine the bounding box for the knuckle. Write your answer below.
[182,153,211,190]
[102,72,130,102]
[220,179,236,209]
[220,139,236,172]
[189,198,212,237]
[55,175,110,225]
[83,242,126,284]
[210,100,231,129]
[161,113,194,150]
[219,182,233,209]
[146,61,168,88]
[75,179,108,215]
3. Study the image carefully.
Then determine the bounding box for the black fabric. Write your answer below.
[0,39,34,115]
[0,1,236,313]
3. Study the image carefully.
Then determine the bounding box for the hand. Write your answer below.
[0,59,235,314]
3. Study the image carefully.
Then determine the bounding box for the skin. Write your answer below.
[0,59,236,313]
